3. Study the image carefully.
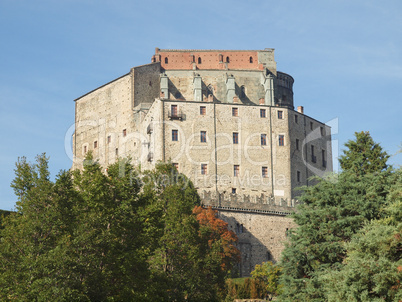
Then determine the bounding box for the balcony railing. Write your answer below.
[147,123,153,134]
[168,110,183,120]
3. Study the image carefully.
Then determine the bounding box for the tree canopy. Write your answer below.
[0,153,239,301]
[279,131,401,301]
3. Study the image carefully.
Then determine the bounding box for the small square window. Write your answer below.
[200,106,206,115]
[279,135,284,146]
[94,141,98,148]
[233,132,239,144]
[201,164,207,175]
[295,115,298,124]
[232,107,238,117]
[262,166,268,178]
[172,130,178,141]
[234,165,239,177]
[200,131,207,143]
[296,139,299,150]
[278,110,283,119]
[123,129,127,137]
[232,188,236,194]
[260,109,266,118]
[261,134,267,146]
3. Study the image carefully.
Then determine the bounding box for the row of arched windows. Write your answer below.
[163,55,254,64]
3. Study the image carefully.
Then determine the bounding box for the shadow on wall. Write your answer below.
[219,212,276,277]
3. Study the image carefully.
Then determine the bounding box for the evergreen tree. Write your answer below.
[339,131,390,175]
[322,168,402,302]
[279,134,395,301]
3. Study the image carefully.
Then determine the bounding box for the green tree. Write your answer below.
[322,168,402,302]
[143,163,239,301]
[0,154,239,301]
[251,261,283,299]
[339,131,390,175]
[279,134,395,301]
[0,153,150,301]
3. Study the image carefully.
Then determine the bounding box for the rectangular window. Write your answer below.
[295,115,298,124]
[233,132,239,144]
[171,105,178,116]
[322,150,327,167]
[232,188,236,194]
[172,129,178,141]
[296,138,299,150]
[260,109,266,118]
[234,165,239,177]
[278,110,283,119]
[201,164,207,175]
[123,129,127,137]
[200,131,206,143]
[311,145,316,163]
[84,145,87,154]
[94,141,98,148]
[297,171,301,182]
[261,134,267,146]
[107,135,111,144]
[279,135,284,146]
[262,166,268,178]
[232,107,238,117]
[172,163,179,171]
[200,106,206,115]
[310,121,313,130]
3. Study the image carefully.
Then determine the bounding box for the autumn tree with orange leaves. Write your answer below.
[194,206,240,272]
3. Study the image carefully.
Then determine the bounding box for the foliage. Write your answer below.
[142,163,239,301]
[251,261,283,299]
[339,131,390,175]
[0,154,239,301]
[322,168,402,302]
[279,132,398,301]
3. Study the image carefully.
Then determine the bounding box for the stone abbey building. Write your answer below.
[72,48,333,276]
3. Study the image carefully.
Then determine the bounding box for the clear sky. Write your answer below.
[1,0,401,211]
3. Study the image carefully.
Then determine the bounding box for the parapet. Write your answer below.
[200,190,300,216]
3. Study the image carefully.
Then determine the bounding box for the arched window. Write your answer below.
[191,55,195,63]
[226,56,230,63]
[240,86,246,98]
[198,57,202,64]
[219,54,223,62]
[249,56,253,63]
[164,57,168,64]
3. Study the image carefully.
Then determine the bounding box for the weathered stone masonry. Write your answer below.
[73,48,333,276]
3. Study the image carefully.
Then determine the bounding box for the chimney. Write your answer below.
[297,106,304,114]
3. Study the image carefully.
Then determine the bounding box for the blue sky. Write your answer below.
[1,0,401,210]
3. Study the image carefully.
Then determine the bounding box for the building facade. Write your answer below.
[72,48,332,276]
